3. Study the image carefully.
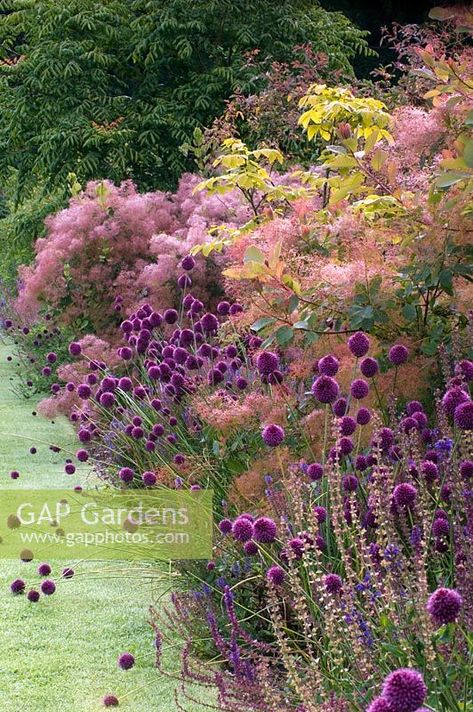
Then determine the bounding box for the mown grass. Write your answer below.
[0,339,206,711]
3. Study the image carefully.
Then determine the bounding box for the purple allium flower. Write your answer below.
[406,400,423,416]
[324,573,343,594]
[311,375,339,403]
[333,397,348,417]
[76,449,89,462]
[62,567,74,578]
[356,407,371,425]
[454,401,473,430]
[378,427,394,451]
[68,341,81,357]
[348,331,370,357]
[421,460,438,484]
[412,411,428,428]
[340,416,356,436]
[360,356,379,378]
[400,416,418,433]
[382,668,427,712]
[288,537,305,559]
[253,517,277,543]
[236,376,248,390]
[266,565,285,586]
[343,475,358,492]
[142,471,157,486]
[77,383,92,400]
[30,447,37,454]
[10,470,19,480]
[460,460,473,479]
[432,518,449,537]
[393,482,417,508]
[229,303,243,315]
[208,368,224,385]
[181,254,195,271]
[350,378,369,400]
[256,350,279,375]
[10,578,25,594]
[355,454,367,471]
[102,694,119,707]
[312,506,327,524]
[388,344,409,366]
[177,273,192,289]
[442,386,469,417]
[307,462,323,481]
[46,351,57,363]
[41,579,56,595]
[262,424,285,447]
[38,563,52,576]
[217,300,230,315]
[366,698,394,712]
[426,587,463,625]
[201,313,219,334]
[317,354,339,376]
[64,463,75,475]
[118,652,135,670]
[119,467,134,483]
[243,540,258,556]
[163,308,178,324]
[219,518,233,535]
[42,366,52,377]
[232,516,254,542]
[339,437,353,456]
[27,589,40,603]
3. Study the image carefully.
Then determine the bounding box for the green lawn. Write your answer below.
[0,339,205,711]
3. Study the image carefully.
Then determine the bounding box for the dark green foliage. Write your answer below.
[0,0,369,199]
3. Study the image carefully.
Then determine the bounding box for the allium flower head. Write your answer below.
[393,482,417,508]
[454,401,473,430]
[10,578,25,594]
[366,698,394,712]
[266,565,285,586]
[333,397,348,417]
[350,378,369,400]
[102,694,119,707]
[142,471,157,486]
[442,386,469,417]
[68,341,81,357]
[181,254,195,271]
[381,668,427,712]
[119,467,134,483]
[324,573,342,594]
[307,463,323,481]
[356,407,371,425]
[262,424,285,447]
[317,354,339,376]
[62,567,74,578]
[460,460,473,479]
[360,356,379,378]
[456,359,473,381]
[348,331,370,357]
[253,517,277,543]
[256,351,280,376]
[41,579,56,595]
[426,587,462,625]
[118,652,135,670]
[388,344,409,365]
[311,375,339,403]
[432,518,449,537]
[38,563,52,576]
[232,516,254,542]
[243,540,258,555]
[27,589,40,603]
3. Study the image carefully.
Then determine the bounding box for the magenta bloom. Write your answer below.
[307,463,323,481]
[27,589,40,602]
[181,254,195,271]
[317,354,339,376]
[324,573,342,594]
[218,518,233,535]
[382,668,427,712]
[76,449,89,462]
[312,505,327,523]
[38,562,52,576]
[68,341,82,357]
[460,460,473,479]
[393,482,417,508]
[356,407,371,425]
[119,467,134,483]
[142,471,157,486]
[432,518,449,537]
[427,587,462,625]
[232,516,254,542]
[266,565,285,586]
[340,416,356,436]
[253,517,277,543]
[360,356,379,378]
[311,375,339,403]
[10,578,25,594]
[102,694,119,707]
[243,540,258,556]
[454,401,473,430]
[457,358,473,381]
[118,652,135,670]
[41,579,56,595]
[348,331,370,357]
[256,351,279,375]
[350,378,369,400]
[262,424,285,447]
[388,344,409,365]
[77,383,92,399]
[62,567,75,579]
[442,386,469,416]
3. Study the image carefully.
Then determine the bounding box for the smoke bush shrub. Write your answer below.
[15,176,250,336]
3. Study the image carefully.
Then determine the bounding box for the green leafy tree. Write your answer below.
[0,0,369,199]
